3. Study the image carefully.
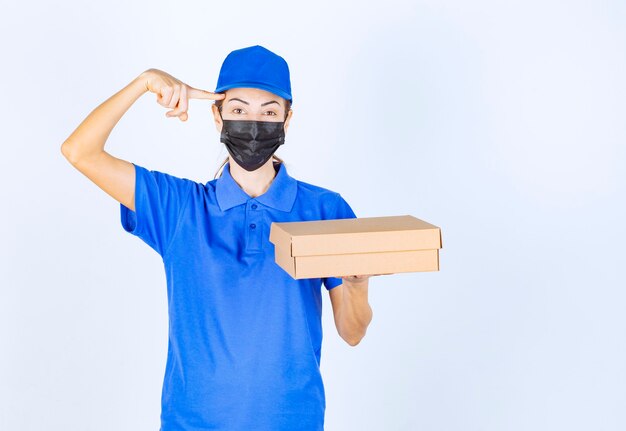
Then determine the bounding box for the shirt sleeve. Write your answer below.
[323,193,358,291]
[120,162,194,258]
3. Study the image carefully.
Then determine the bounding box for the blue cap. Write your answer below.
[215,45,293,105]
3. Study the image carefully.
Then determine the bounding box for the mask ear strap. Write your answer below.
[217,103,224,122]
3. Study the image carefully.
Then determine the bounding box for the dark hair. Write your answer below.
[213,96,292,180]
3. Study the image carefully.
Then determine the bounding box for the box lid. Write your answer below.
[269,215,442,257]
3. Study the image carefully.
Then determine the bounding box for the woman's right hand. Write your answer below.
[141,68,225,122]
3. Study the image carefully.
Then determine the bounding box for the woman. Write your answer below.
[61,45,376,431]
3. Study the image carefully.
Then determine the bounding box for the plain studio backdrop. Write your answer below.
[1,1,625,430]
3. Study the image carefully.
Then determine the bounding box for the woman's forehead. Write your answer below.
[224,87,284,105]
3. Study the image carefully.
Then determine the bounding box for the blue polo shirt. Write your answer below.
[120,160,357,431]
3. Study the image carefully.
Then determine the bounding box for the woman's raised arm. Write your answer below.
[60,69,224,211]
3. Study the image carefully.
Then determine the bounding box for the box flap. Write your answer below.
[274,241,297,277]
[271,215,442,257]
[292,249,440,278]
[269,221,293,248]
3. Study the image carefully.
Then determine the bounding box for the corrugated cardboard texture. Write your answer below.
[269,215,443,279]
[270,215,442,256]
[275,248,439,279]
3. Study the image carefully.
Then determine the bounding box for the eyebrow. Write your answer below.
[227,97,281,107]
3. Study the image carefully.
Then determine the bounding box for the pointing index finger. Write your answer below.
[188,87,226,100]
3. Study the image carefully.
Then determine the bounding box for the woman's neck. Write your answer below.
[228,157,278,198]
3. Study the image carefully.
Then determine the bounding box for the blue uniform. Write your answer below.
[120,160,357,431]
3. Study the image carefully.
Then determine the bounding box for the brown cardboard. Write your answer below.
[269,215,443,279]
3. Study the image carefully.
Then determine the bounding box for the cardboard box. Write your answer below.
[269,215,443,279]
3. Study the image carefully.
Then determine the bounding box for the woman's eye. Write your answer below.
[265,111,277,116]
[232,108,244,114]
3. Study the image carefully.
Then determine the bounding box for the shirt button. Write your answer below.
[250,223,256,229]
[251,204,258,210]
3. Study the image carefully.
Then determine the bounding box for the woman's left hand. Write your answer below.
[340,273,391,286]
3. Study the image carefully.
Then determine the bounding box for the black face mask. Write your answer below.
[219,113,286,172]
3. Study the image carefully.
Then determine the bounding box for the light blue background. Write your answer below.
[1,1,624,430]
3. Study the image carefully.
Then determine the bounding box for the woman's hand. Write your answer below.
[340,273,392,287]
[141,68,225,122]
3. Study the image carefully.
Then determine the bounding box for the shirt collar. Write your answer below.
[214,161,298,212]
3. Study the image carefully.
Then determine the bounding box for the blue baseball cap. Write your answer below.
[215,45,293,105]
